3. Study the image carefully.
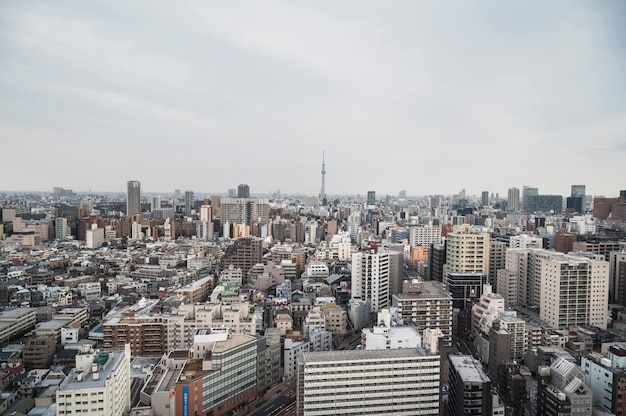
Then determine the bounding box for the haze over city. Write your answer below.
[1,1,625,196]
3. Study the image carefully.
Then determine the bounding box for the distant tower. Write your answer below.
[237,184,250,198]
[320,151,326,205]
[507,187,520,212]
[185,190,194,215]
[127,180,141,216]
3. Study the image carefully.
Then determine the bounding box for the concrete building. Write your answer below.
[127,180,141,216]
[508,187,520,212]
[392,279,453,347]
[538,357,592,416]
[445,225,490,275]
[56,344,131,416]
[509,234,543,249]
[448,355,493,416]
[361,308,421,350]
[351,246,390,313]
[540,252,609,329]
[409,225,442,250]
[581,346,626,415]
[446,272,488,309]
[297,348,440,416]
[55,217,69,240]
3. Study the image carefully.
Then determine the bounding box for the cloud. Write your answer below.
[0,0,625,197]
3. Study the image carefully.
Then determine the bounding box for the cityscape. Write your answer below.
[0,177,625,416]
[1,1,625,416]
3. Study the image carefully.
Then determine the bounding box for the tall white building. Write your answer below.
[352,248,390,313]
[297,348,440,416]
[507,187,520,212]
[56,344,131,416]
[540,252,609,329]
[55,217,69,240]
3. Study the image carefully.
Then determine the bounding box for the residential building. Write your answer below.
[297,348,440,416]
[351,246,390,313]
[392,279,453,347]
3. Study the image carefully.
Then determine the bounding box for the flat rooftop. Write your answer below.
[301,347,436,364]
[449,355,491,384]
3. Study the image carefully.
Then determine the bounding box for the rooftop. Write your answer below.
[450,355,491,384]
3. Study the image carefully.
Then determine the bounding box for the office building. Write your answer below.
[448,355,492,416]
[508,187,520,212]
[489,241,506,289]
[351,245,390,313]
[429,242,446,282]
[126,180,141,216]
[56,344,131,416]
[446,272,488,309]
[237,183,250,198]
[522,186,539,210]
[611,251,626,305]
[297,348,440,416]
[367,191,376,205]
[571,185,586,198]
[481,191,489,206]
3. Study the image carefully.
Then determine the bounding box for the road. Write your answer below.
[451,335,473,356]
[249,383,296,416]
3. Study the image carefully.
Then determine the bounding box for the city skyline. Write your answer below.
[1,1,625,196]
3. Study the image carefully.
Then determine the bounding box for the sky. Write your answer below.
[1,1,625,198]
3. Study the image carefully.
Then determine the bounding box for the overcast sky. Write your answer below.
[1,1,624,197]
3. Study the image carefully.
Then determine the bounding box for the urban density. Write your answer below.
[0,173,625,416]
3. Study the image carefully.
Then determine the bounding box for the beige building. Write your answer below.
[445,225,490,275]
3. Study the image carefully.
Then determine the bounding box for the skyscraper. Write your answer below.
[507,187,520,211]
[237,184,250,198]
[571,184,586,198]
[522,186,538,210]
[126,180,141,216]
[351,245,390,313]
[184,190,194,215]
[481,191,489,207]
[367,191,376,205]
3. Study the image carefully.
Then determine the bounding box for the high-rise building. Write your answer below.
[151,195,161,211]
[351,245,390,313]
[522,186,538,211]
[126,180,141,216]
[610,251,626,305]
[481,191,489,207]
[448,355,492,416]
[367,191,376,205]
[571,184,586,198]
[184,190,194,215]
[55,217,68,241]
[429,242,446,282]
[297,348,441,416]
[237,184,250,198]
[507,187,520,212]
[446,272,488,309]
[445,225,490,275]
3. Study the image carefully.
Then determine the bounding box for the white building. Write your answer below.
[409,225,442,250]
[55,217,69,240]
[85,224,105,249]
[284,339,310,379]
[297,348,440,416]
[56,344,131,416]
[361,308,421,351]
[509,234,543,249]
[540,252,609,329]
[352,249,390,313]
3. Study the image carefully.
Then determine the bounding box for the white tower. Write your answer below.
[320,151,326,205]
